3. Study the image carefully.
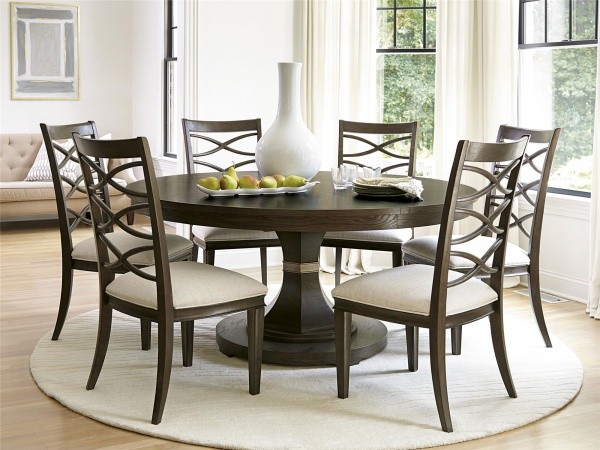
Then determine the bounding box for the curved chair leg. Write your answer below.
[141,319,151,350]
[260,247,268,285]
[247,306,265,395]
[152,320,174,425]
[191,244,199,263]
[52,265,74,340]
[204,249,215,265]
[334,247,343,286]
[406,326,419,372]
[181,320,194,367]
[335,309,352,399]
[86,303,113,390]
[528,271,552,347]
[451,326,462,355]
[489,311,517,398]
[430,326,452,432]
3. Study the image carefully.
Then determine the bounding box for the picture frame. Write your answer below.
[10,2,80,100]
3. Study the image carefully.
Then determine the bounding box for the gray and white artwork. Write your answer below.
[11,3,79,100]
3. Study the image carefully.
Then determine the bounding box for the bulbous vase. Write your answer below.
[255,62,321,180]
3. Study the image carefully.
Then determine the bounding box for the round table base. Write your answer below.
[216,313,388,366]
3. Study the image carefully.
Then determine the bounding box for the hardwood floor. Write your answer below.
[1,222,598,449]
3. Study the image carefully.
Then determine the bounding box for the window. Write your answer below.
[518,0,598,195]
[164,0,177,158]
[376,0,436,176]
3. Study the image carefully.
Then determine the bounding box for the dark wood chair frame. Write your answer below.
[74,135,265,425]
[40,122,140,342]
[321,120,419,285]
[334,137,528,432]
[182,118,279,285]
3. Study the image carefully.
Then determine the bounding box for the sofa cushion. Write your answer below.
[0,179,127,203]
[25,139,80,182]
[0,134,43,182]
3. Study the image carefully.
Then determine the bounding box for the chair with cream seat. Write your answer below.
[402,125,560,350]
[40,122,193,345]
[321,120,418,286]
[74,134,267,425]
[332,137,528,432]
[182,118,279,285]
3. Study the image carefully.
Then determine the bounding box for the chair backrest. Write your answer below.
[182,118,262,175]
[431,137,529,319]
[338,120,418,176]
[73,135,173,312]
[487,125,561,259]
[40,121,100,256]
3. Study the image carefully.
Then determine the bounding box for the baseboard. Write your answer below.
[521,270,588,304]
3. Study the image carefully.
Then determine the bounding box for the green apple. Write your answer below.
[238,175,260,189]
[283,175,307,187]
[220,174,238,190]
[197,176,220,190]
[272,174,286,187]
[259,176,278,188]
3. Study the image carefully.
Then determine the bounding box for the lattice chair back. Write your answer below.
[73,135,173,312]
[40,122,102,252]
[431,137,529,317]
[182,118,262,175]
[338,120,418,176]
[485,125,560,258]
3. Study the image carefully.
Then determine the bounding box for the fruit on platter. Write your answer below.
[197,176,220,190]
[272,174,286,187]
[220,174,238,190]
[283,175,307,187]
[238,175,260,189]
[226,165,239,181]
[259,176,278,188]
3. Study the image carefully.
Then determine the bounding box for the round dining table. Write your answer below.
[130,171,474,367]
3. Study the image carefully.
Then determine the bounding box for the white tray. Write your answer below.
[196,181,319,197]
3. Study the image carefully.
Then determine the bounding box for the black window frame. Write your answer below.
[163,0,177,158]
[376,0,436,53]
[518,0,598,198]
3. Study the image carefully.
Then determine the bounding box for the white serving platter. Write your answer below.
[195,181,319,197]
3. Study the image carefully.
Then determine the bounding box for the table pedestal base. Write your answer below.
[216,313,387,366]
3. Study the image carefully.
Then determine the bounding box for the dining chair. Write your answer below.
[182,118,279,285]
[321,120,418,285]
[41,122,193,345]
[332,137,528,432]
[403,125,560,350]
[74,134,267,425]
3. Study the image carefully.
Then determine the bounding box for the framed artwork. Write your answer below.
[10,3,79,100]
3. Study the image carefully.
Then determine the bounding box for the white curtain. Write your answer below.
[301,0,379,275]
[587,46,600,319]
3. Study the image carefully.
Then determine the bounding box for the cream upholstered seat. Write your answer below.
[40,122,193,343]
[332,264,497,316]
[332,137,528,432]
[403,235,530,270]
[182,118,280,285]
[321,120,418,285]
[74,134,266,425]
[72,233,193,265]
[403,125,561,349]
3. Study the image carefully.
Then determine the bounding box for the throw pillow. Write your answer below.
[24,140,79,182]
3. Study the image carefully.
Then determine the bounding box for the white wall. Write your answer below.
[0,0,133,137]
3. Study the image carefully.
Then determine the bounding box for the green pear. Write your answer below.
[220,174,238,190]
[197,176,220,190]
[283,175,307,187]
[259,176,278,188]
[238,175,260,189]
[226,165,239,181]
[272,174,286,187]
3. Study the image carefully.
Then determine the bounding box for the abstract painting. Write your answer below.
[11,3,79,100]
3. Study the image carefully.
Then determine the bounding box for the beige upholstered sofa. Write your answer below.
[0,133,134,222]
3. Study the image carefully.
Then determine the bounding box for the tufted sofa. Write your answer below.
[0,133,135,222]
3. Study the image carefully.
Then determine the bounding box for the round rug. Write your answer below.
[30,291,582,449]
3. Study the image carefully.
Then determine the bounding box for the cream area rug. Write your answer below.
[30,288,582,450]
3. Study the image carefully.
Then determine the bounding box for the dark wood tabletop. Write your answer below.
[129,171,475,366]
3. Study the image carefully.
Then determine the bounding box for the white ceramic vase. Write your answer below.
[256,62,321,180]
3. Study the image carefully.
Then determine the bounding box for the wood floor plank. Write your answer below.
[1,222,598,449]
